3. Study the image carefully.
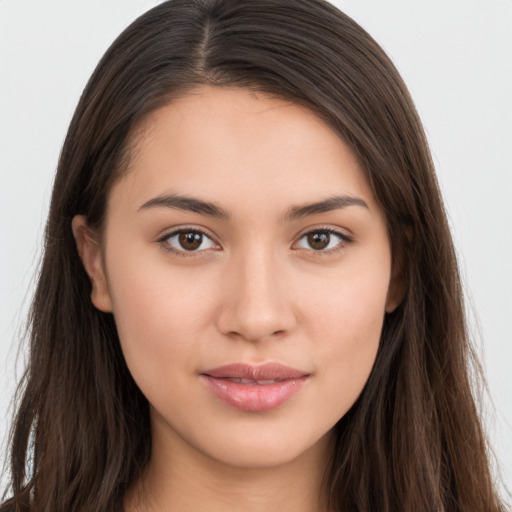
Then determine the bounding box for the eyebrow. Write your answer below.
[139,194,231,219]
[138,193,368,221]
[284,195,368,221]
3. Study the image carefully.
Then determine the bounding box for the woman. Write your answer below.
[1,0,506,510]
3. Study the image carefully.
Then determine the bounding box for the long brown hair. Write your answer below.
[1,1,506,510]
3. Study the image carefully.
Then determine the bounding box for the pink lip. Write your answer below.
[200,363,309,412]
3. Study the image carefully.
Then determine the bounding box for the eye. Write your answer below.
[161,229,219,254]
[295,229,350,252]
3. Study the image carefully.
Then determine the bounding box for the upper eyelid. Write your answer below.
[294,225,352,241]
[158,225,218,242]
[292,227,353,253]
[158,227,221,254]
[156,225,352,249]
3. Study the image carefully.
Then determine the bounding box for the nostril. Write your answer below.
[215,284,297,342]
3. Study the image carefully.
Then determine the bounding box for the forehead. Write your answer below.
[111,85,377,216]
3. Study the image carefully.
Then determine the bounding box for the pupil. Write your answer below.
[179,232,202,250]
[308,232,330,250]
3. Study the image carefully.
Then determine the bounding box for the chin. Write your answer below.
[190,423,334,470]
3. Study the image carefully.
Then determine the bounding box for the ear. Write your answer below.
[71,215,113,312]
[385,253,406,314]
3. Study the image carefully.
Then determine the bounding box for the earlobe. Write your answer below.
[71,215,113,312]
[385,295,400,314]
[386,227,412,313]
[385,256,406,314]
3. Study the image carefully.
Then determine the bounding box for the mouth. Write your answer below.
[200,362,310,412]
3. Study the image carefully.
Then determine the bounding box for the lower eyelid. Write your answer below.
[159,228,219,254]
[294,229,352,251]
[157,227,351,255]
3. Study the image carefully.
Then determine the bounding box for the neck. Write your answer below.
[125,417,334,512]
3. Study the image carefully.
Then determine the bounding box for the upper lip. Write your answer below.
[202,363,309,380]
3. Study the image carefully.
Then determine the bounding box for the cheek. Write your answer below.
[104,250,218,391]
[305,258,390,412]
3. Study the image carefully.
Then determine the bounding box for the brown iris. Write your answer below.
[178,231,203,250]
[307,231,331,250]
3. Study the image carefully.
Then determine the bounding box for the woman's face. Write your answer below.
[74,86,399,469]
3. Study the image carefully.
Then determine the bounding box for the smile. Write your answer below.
[200,363,309,412]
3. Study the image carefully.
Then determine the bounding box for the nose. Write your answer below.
[216,247,297,343]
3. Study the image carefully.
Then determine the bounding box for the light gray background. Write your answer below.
[1,0,511,495]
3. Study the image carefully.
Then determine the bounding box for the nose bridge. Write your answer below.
[217,242,295,342]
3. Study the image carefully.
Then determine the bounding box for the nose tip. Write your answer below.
[215,256,296,343]
[222,310,289,343]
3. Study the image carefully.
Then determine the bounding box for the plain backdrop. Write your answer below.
[1,0,511,496]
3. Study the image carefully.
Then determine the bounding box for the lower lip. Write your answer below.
[201,375,308,412]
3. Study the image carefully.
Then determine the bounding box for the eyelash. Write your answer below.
[158,227,219,257]
[158,227,353,257]
[294,227,353,256]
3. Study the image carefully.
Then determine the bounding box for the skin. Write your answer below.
[73,86,401,512]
